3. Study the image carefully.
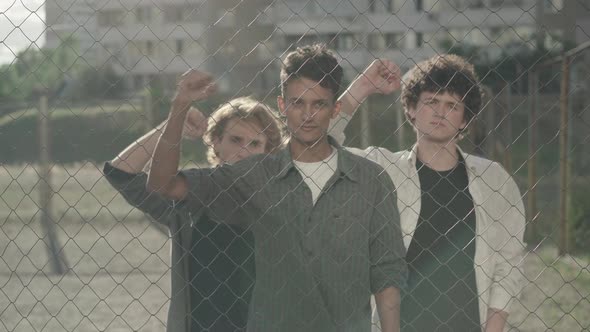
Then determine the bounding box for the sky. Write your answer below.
[0,0,46,65]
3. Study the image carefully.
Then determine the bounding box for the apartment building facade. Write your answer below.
[45,0,585,95]
[45,0,98,62]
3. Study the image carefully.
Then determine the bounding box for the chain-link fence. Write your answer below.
[1,0,590,331]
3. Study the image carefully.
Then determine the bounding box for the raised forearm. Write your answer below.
[338,58,401,117]
[338,79,372,117]
[485,308,508,332]
[111,121,167,174]
[374,287,401,332]
[146,101,188,195]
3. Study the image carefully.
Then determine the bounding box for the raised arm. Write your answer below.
[110,107,207,174]
[110,121,166,174]
[329,59,401,144]
[103,106,208,227]
[146,69,217,200]
[340,59,401,116]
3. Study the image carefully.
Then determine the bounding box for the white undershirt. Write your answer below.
[293,148,338,205]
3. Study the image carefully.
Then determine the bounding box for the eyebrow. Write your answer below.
[231,134,263,144]
[288,97,329,103]
[421,96,462,104]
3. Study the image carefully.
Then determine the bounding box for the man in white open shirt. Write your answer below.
[331,55,526,332]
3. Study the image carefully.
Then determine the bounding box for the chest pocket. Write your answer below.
[322,203,370,265]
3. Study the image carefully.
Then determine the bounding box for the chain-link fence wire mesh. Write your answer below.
[1,0,590,331]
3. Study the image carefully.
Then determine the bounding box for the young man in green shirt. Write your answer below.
[134,44,407,331]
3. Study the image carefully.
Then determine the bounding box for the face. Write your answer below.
[212,118,268,164]
[408,91,467,144]
[278,77,340,148]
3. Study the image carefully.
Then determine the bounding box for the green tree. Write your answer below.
[0,35,82,101]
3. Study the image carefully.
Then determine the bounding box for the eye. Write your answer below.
[313,101,327,109]
[230,136,241,144]
[291,99,303,107]
[249,141,260,148]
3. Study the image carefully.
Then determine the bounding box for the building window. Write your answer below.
[369,0,394,13]
[135,6,153,24]
[490,0,524,7]
[369,0,376,12]
[468,0,484,9]
[544,0,564,12]
[284,34,323,49]
[416,32,424,47]
[145,41,154,56]
[305,1,319,15]
[164,5,186,22]
[369,33,401,50]
[337,33,356,51]
[489,27,503,41]
[175,40,184,55]
[325,34,338,48]
[387,33,401,49]
[97,9,124,27]
[369,34,386,50]
[133,75,144,90]
[416,0,423,11]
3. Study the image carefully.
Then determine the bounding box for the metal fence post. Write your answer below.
[558,56,571,256]
[38,93,69,275]
[527,70,539,244]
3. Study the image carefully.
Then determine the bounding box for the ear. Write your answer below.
[458,114,468,131]
[277,95,287,117]
[211,135,221,147]
[405,108,416,124]
[331,100,342,119]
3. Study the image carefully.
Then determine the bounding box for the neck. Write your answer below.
[415,138,460,171]
[290,137,333,163]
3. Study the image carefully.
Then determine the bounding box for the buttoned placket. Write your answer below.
[305,169,352,265]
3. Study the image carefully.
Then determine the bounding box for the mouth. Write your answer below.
[300,123,317,131]
[430,121,445,127]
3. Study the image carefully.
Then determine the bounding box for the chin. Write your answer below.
[423,134,456,144]
[295,134,323,147]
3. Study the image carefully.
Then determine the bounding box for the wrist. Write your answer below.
[171,96,192,114]
[347,78,373,101]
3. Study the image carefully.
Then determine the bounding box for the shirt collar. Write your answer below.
[276,136,359,182]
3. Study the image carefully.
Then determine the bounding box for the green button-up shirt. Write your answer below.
[180,141,407,332]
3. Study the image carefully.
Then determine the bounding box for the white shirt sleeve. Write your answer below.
[328,111,353,145]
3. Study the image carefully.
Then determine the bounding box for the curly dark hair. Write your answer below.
[401,54,484,126]
[280,44,343,101]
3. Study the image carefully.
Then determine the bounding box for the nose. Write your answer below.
[237,147,252,159]
[302,104,318,121]
[432,104,449,118]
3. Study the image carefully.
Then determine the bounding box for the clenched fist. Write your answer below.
[173,69,218,112]
[356,59,401,97]
[182,107,208,140]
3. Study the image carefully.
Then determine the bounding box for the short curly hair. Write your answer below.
[203,97,284,165]
[280,44,343,101]
[401,54,484,127]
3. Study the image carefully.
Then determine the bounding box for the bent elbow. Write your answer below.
[145,177,169,195]
[146,175,186,201]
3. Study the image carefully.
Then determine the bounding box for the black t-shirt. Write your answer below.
[190,218,255,332]
[401,156,480,332]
